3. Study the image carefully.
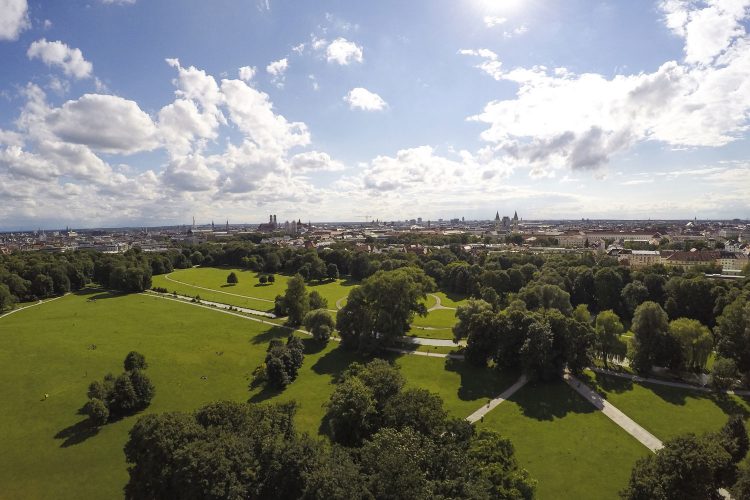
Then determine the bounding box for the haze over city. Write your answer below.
[0,0,749,230]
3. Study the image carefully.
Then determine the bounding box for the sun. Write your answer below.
[473,0,526,16]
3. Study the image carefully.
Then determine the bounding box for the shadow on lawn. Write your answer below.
[513,380,596,421]
[250,326,292,345]
[55,417,100,447]
[443,357,518,402]
[311,345,361,381]
[74,288,125,301]
[711,394,750,418]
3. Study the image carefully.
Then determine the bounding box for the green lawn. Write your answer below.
[0,288,520,499]
[581,370,750,441]
[432,291,469,308]
[478,380,650,500]
[412,307,457,333]
[151,267,357,312]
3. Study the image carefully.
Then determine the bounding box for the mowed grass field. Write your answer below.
[581,370,750,441]
[478,381,651,500]
[151,267,357,312]
[0,289,518,499]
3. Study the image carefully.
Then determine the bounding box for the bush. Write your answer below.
[712,357,738,391]
[124,351,148,371]
[84,398,110,426]
[260,275,268,284]
[264,336,305,389]
[303,309,335,343]
[267,274,275,283]
[227,272,238,284]
[309,291,328,310]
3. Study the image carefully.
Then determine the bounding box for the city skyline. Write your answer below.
[0,0,749,229]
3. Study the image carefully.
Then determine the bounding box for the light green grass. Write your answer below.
[581,370,750,441]
[152,267,357,312]
[478,380,650,500]
[0,289,519,499]
[432,291,469,308]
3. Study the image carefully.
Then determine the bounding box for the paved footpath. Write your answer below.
[564,371,663,452]
[427,293,456,312]
[0,294,66,320]
[590,366,750,397]
[466,375,528,423]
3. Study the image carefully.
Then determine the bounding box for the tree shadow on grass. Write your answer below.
[220,284,236,288]
[250,326,293,345]
[301,337,327,355]
[443,357,518,402]
[512,380,596,421]
[74,288,125,301]
[54,418,100,447]
[711,394,750,419]
[592,372,634,396]
[643,383,690,406]
[248,384,283,404]
[310,345,361,382]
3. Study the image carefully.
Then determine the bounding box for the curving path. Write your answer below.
[0,295,66,320]
[427,294,456,312]
[335,297,346,310]
[164,273,275,302]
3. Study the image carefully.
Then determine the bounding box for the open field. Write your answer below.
[411,308,458,338]
[478,380,650,500]
[581,370,750,441]
[151,267,357,312]
[0,289,518,499]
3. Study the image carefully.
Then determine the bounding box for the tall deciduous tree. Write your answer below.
[668,318,713,371]
[631,301,670,373]
[283,274,309,327]
[594,310,625,368]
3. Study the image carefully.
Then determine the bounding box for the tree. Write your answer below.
[259,275,267,284]
[309,290,328,310]
[668,318,713,371]
[124,351,148,371]
[326,263,339,281]
[382,388,448,437]
[715,297,750,375]
[283,274,309,326]
[264,336,305,389]
[31,273,54,298]
[325,377,377,446]
[594,267,624,313]
[267,274,275,283]
[226,272,238,284]
[621,434,732,500]
[336,268,435,353]
[595,310,625,368]
[517,283,572,315]
[717,415,749,464]
[711,357,738,391]
[572,303,592,324]
[631,301,670,373]
[0,283,15,312]
[343,359,405,413]
[303,309,335,343]
[520,320,555,381]
[622,280,650,317]
[84,398,109,426]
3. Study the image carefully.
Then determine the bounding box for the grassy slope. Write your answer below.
[478,380,650,500]
[0,289,518,499]
[582,370,750,440]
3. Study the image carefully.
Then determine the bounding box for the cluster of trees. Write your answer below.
[622,415,749,499]
[255,336,305,389]
[336,268,436,354]
[0,251,95,308]
[123,365,536,499]
[454,299,594,380]
[84,352,155,425]
[273,274,328,326]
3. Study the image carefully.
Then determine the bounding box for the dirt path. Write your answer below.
[427,294,456,312]
[0,295,66,320]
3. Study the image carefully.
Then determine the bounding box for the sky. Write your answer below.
[0,0,749,229]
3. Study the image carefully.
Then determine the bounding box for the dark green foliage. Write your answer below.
[382,388,448,437]
[716,415,749,464]
[336,267,435,353]
[715,297,750,375]
[84,398,109,426]
[326,263,339,280]
[325,377,377,446]
[264,336,305,389]
[84,353,154,424]
[631,301,671,373]
[0,283,16,312]
[124,351,147,371]
[711,357,738,390]
[284,274,309,327]
[594,267,624,313]
[621,433,732,500]
[308,290,328,310]
[303,309,335,343]
[226,271,238,284]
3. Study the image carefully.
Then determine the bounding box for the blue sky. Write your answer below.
[0,0,749,229]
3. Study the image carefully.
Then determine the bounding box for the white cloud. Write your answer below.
[0,0,29,41]
[27,39,93,79]
[504,24,528,38]
[290,151,345,172]
[45,94,159,154]
[238,65,256,82]
[458,49,503,80]
[266,57,288,76]
[464,0,750,175]
[344,87,387,111]
[484,15,507,27]
[326,37,363,65]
